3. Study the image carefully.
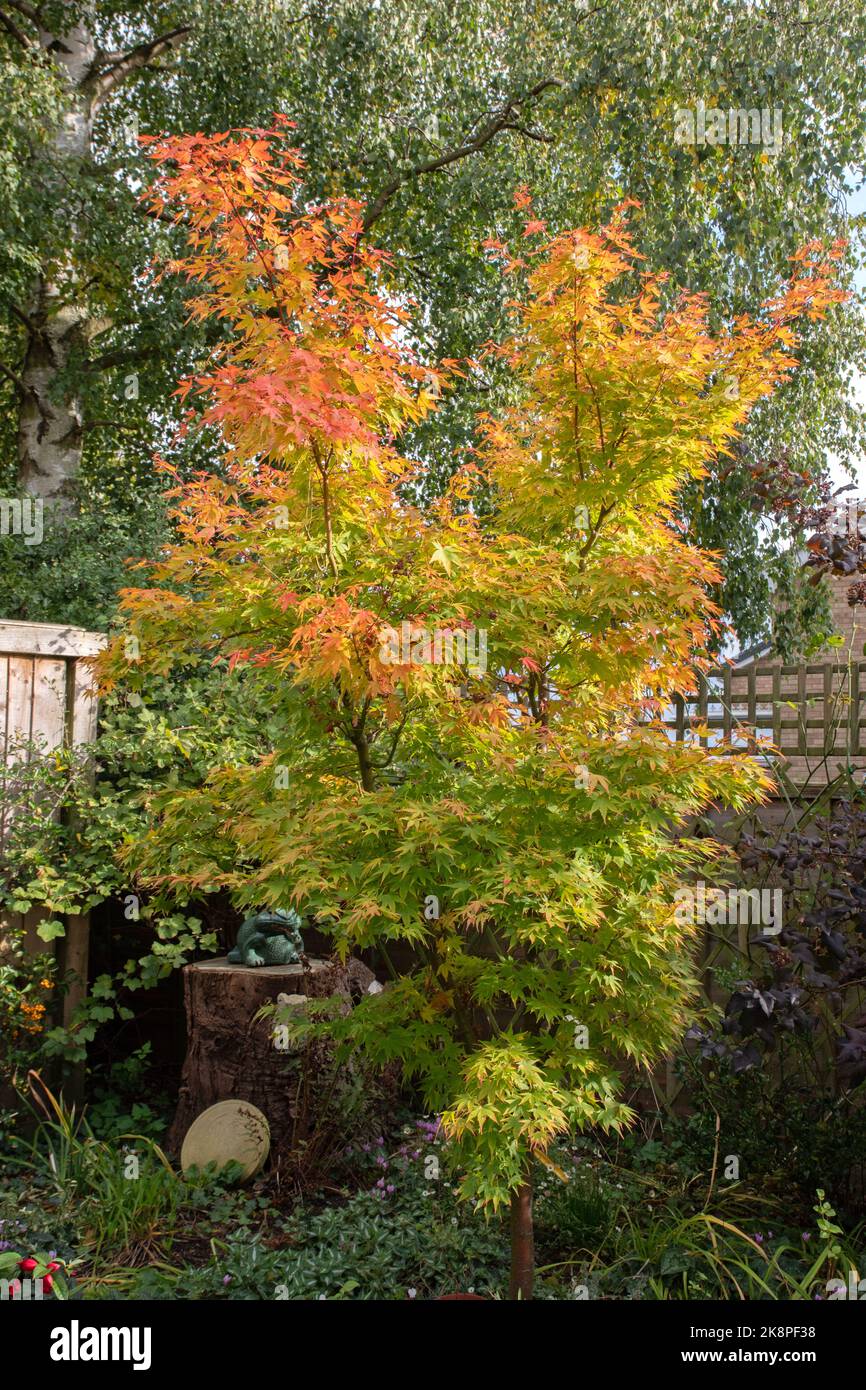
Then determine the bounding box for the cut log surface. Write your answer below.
[167,955,374,1156]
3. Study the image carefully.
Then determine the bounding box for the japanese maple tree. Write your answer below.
[100,123,843,1298]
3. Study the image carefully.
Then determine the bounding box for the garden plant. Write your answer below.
[90,122,844,1299]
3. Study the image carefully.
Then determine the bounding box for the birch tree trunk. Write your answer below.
[17,14,94,509]
[8,2,191,511]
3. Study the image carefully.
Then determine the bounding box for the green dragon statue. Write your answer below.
[227,908,305,967]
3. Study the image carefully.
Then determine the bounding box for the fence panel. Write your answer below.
[0,621,106,1092]
[660,661,866,784]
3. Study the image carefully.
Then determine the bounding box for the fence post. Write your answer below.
[850,662,861,758]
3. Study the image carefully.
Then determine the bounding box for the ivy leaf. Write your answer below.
[36,919,66,942]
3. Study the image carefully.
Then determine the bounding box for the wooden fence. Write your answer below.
[1,620,106,1095]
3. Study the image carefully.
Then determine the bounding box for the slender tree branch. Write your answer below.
[577,500,615,560]
[0,8,33,48]
[362,78,562,232]
[84,345,153,373]
[6,300,39,335]
[312,440,339,579]
[84,25,192,107]
[0,360,25,392]
[340,689,376,791]
[90,48,131,67]
[370,703,413,767]
[80,418,139,433]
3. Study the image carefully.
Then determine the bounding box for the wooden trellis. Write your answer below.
[662,661,866,781]
[651,658,866,1104]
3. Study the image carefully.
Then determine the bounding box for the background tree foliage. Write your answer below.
[0,0,865,646]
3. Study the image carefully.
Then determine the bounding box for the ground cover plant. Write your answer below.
[2,1079,863,1302]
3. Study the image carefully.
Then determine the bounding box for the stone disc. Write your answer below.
[180,1099,270,1181]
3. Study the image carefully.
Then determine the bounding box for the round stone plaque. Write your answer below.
[180,1099,270,1181]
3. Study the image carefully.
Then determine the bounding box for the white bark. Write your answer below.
[14,5,192,510]
[18,15,95,508]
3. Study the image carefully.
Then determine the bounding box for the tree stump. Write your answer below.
[167,955,375,1159]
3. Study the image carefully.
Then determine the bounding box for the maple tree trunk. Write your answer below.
[508,1170,535,1300]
